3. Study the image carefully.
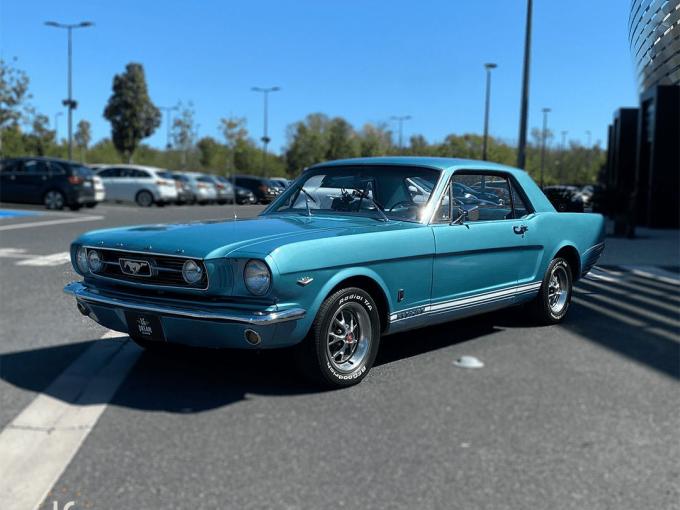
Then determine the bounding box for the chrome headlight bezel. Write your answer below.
[243,259,271,296]
[76,246,89,274]
[182,259,204,285]
[87,249,103,273]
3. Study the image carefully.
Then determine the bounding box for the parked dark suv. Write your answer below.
[0,157,96,210]
[233,175,280,204]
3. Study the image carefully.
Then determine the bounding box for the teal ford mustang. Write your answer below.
[65,157,605,387]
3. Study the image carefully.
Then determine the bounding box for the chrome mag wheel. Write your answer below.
[326,302,371,373]
[548,264,569,314]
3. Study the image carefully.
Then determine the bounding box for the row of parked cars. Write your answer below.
[0,156,291,210]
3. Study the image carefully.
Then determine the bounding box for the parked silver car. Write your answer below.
[96,165,178,207]
[176,172,218,205]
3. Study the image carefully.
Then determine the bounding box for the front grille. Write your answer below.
[86,247,208,289]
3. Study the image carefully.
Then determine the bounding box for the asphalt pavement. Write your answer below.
[0,201,678,510]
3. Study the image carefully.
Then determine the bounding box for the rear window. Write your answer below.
[197,176,213,183]
[71,164,93,177]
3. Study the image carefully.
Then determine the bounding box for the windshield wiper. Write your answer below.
[291,184,317,217]
[356,182,389,222]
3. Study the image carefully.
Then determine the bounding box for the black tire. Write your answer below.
[43,189,66,210]
[296,287,381,388]
[135,190,154,207]
[85,202,98,208]
[528,257,573,324]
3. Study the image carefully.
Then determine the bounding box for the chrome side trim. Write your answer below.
[63,281,305,325]
[389,282,541,323]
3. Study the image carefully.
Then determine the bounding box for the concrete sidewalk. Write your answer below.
[599,225,679,267]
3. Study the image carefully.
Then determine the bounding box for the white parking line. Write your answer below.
[15,252,71,267]
[0,330,140,510]
[0,215,103,232]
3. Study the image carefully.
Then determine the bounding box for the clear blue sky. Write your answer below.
[1,0,637,153]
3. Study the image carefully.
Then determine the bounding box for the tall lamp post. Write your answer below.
[390,115,412,150]
[251,86,280,177]
[482,63,497,161]
[540,107,551,188]
[54,111,63,144]
[516,0,533,169]
[159,105,178,148]
[44,21,94,161]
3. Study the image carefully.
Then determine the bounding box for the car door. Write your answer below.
[18,160,51,204]
[97,167,122,201]
[429,171,530,316]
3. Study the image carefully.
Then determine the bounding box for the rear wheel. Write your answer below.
[135,190,154,207]
[528,257,573,324]
[296,287,380,388]
[44,190,65,210]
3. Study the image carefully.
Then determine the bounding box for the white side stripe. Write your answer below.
[389,282,541,322]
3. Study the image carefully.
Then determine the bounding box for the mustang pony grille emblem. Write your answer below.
[119,258,152,277]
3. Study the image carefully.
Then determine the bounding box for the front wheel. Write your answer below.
[44,190,65,210]
[528,257,573,324]
[296,287,381,388]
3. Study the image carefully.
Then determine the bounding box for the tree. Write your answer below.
[219,116,248,173]
[325,117,359,161]
[284,113,330,175]
[171,102,196,167]
[74,119,91,162]
[24,112,54,156]
[359,122,392,157]
[196,136,221,169]
[0,58,32,129]
[103,63,160,162]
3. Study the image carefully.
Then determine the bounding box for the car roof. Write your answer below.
[309,156,526,177]
[96,164,167,173]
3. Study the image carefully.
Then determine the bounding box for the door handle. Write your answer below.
[513,225,528,235]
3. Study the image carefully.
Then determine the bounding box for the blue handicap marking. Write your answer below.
[0,209,43,219]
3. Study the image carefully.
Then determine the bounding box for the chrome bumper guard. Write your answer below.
[63,281,306,325]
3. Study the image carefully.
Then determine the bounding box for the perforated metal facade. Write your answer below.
[629,0,680,91]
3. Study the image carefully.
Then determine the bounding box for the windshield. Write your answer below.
[267,165,440,222]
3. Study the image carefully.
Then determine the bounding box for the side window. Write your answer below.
[49,162,67,176]
[1,160,19,173]
[510,181,530,218]
[24,160,50,175]
[98,168,120,178]
[451,173,512,222]
[433,183,452,223]
[133,169,150,178]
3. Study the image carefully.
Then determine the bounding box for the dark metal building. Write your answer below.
[605,1,680,229]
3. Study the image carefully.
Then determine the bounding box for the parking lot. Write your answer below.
[0,202,678,510]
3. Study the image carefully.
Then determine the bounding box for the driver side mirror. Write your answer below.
[451,205,479,225]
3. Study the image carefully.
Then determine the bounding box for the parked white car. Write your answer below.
[175,172,218,205]
[96,165,178,207]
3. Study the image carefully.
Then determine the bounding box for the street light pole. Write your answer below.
[54,111,63,144]
[482,63,497,161]
[252,86,280,177]
[540,107,551,188]
[585,130,592,147]
[390,115,412,150]
[561,130,568,150]
[516,0,533,169]
[159,105,178,148]
[44,21,94,161]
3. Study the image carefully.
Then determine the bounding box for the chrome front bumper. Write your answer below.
[63,281,306,325]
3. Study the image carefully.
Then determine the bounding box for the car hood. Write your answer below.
[75,214,419,260]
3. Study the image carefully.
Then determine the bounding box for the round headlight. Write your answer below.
[87,250,103,272]
[76,246,89,274]
[244,259,271,296]
[182,259,203,284]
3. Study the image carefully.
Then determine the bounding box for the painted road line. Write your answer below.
[15,252,71,267]
[0,209,42,219]
[0,330,140,510]
[0,215,103,232]
[0,248,30,258]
